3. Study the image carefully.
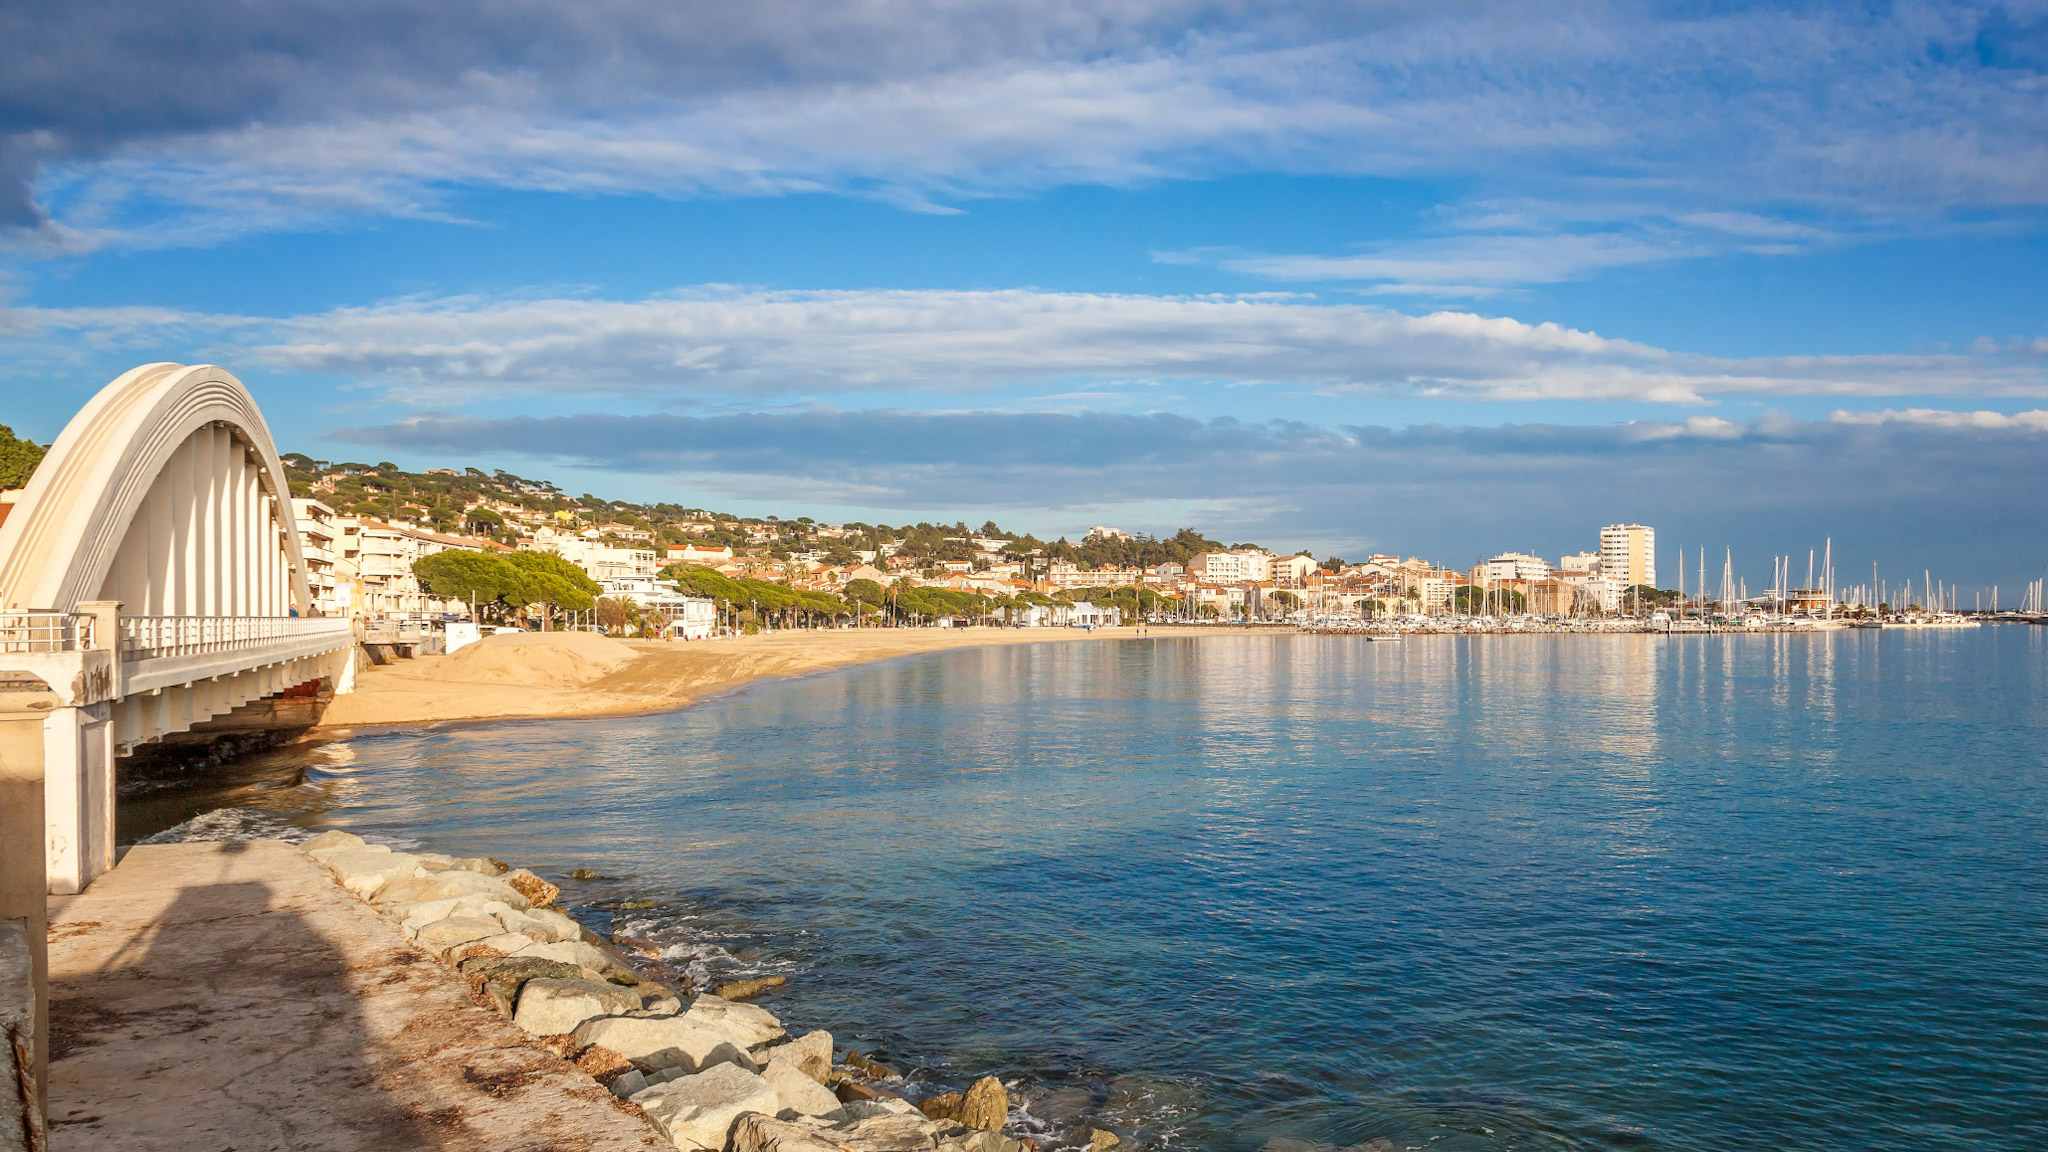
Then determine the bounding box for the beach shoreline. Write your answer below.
[313,624,1272,735]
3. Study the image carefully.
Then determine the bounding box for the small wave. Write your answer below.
[137,807,313,845]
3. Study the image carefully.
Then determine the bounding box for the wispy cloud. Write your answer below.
[6,2,2048,252]
[6,287,2046,406]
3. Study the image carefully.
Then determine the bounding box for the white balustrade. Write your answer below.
[0,611,94,653]
[117,614,350,661]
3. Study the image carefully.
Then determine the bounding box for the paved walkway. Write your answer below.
[44,841,665,1152]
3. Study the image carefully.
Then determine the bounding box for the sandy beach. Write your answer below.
[316,625,1251,732]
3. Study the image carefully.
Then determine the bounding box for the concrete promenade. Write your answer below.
[43,841,663,1151]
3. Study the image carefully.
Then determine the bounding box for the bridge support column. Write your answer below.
[43,702,114,898]
[0,713,48,1136]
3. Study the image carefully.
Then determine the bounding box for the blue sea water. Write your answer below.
[168,630,2048,1151]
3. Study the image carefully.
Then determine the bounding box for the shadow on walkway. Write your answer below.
[45,840,658,1152]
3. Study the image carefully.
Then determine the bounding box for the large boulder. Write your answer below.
[460,955,583,1015]
[574,1016,757,1073]
[414,914,506,950]
[957,1077,1008,1132]
[765,1030,832,1083]
[729,1114,849,1152]
[512,939,620,973]
[402,898,517,936]
[762,1056,842,1119]
[499,906,582,943]
[513,977,643,1036]
[375,870,531,911]
[729,1113,995,1152]
[633,1062,781,1151]
[301,829,367,862]
[684,994,786,1047]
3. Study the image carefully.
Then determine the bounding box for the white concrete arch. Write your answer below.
[0,362,312,616]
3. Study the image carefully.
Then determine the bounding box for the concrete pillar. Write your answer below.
[0,714,48,1132]
[43,702,114,899]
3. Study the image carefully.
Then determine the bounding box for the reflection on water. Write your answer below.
[138,630,2048,1152]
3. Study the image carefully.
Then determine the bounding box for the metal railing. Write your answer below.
[0,610,93,653]
[118,614,352,660]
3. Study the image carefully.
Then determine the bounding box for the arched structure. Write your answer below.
[0,362,314,617]
[2,368,358,1050]
[2,364,361,1128]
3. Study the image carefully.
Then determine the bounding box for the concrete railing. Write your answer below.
[118,615,350,661]
[0,612,92,655]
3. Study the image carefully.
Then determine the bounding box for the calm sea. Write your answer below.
[140,629,2048,1152]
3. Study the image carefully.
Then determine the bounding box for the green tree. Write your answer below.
[504,550,601,620]
[413,551,515,607]
[0,425,47,489]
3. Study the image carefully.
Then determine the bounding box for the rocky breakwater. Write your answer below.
[301,830,1033,1152]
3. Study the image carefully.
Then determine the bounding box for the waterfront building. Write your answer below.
[1271,554,1319,586]
[1186,549,1275,583]
[1471,552,1553,585]
[1599,524,1657,590]
[597,575,717,638]
[1558,550,1601,574]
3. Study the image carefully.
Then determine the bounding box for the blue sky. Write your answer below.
[3,1,2047,593]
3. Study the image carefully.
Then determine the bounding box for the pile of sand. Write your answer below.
[434,631,641,687]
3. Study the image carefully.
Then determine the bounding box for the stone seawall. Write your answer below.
[47,836,1066,1152]
[302,830,1041,1152]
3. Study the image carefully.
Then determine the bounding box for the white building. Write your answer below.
[1472,552,1553,584]
[1600,524,1657,591]
[1271,554,1320,586]
[1558,551,1602,574]
[1558,570,1624,612]
[663,543,735,565]
[527,526,657,581]
[290,498,344,616]
[599,576,718,639]
[1084,525,1132,542]
[1186,549,1274,583]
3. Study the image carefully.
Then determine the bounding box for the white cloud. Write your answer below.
[1830,407,2048,431]
[11,3,2048,252]
[7,287,2047,406]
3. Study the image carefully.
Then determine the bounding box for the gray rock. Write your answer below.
[837,1099,926,1120]
[937,1130,1023,1152]
[301,829,367,862]
[375,870,532,911]
[612,1068,651,1099]
[573,1015,758,1073]
[771,1030,833,1083]
[685,994,787,1047]
[506,906,583,943]
[762,1056,843,1119]
[729,1114,848,1152]
[402,898,516,936]
[414,914,505,949]
[511,939,620,972]
[632,1062,781,1151]
[512,976,643,1036]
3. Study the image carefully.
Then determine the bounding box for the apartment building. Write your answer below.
[526,526,657,581]
[1599,524,1657,590]
[1186,549,1275,583]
